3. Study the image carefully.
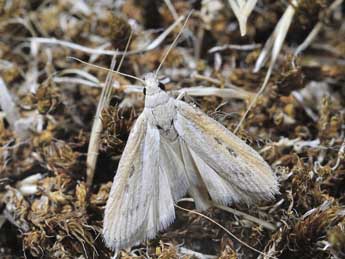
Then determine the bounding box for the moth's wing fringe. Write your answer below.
[174,100,279,206]
[103,113,176,251]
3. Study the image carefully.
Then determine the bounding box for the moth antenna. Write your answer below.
[68,56,145,84]
[155,10,193,76]
[116,29,133,72]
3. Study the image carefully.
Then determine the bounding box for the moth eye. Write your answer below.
[143,88,146,95]
[158,82,165,91]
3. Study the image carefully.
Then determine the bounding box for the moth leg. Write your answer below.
[177,90,195,104]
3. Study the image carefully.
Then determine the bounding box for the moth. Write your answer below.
[103,71,279,251]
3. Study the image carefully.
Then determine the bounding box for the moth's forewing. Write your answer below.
[103,113,149,250]
[103,113,176,251]
[174,100,279,204]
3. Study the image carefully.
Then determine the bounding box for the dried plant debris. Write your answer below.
[0,0,344,258]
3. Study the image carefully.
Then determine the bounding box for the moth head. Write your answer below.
[143,73,165,96]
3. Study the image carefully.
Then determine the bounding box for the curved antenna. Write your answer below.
[68,56,145,84]
[116,29,133,72]
[155,10,193,76]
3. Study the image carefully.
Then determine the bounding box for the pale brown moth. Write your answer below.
[103,13,279,251]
